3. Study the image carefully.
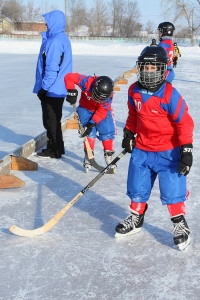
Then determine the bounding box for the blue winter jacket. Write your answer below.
[33,10,72,98]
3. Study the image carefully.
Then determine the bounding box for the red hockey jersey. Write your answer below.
[158,38,174,69]
[64,73,113,124]
[125,82,194,151]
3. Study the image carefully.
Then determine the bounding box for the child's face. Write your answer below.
[144,64,157,72]
[158,30,162,38]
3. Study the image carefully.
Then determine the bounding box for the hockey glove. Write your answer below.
[178,144,193,176]
[179,54,181,57]
[37,88,47,101]
[66,89,78,105]
[122,128,135,153]
[81,122,96,137]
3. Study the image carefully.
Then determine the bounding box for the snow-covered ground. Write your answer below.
[1,40,200,299]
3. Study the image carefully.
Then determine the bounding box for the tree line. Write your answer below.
[0,0,200,45]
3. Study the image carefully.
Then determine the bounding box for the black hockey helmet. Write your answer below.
[157,22,175,37]
[137,46,169,64]
[152,39,156,44]
[136,46,169,89]
[92,76,114,103]
[174,42,177,46]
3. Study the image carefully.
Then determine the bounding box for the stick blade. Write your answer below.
[9,225,45,237]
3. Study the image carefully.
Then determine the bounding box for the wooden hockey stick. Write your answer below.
[9,149,127,237]
[72,104,115,174]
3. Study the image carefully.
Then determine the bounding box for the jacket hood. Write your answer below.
[43,10,66,36]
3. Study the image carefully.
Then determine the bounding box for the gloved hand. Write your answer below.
[81,122,96,137]
[179,54,181,57]
[66,89,78,105]
[122,127,135,153]
[178,144,193,176]
[37,88,47,101]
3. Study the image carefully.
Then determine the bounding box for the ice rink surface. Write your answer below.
[0,41,200,299]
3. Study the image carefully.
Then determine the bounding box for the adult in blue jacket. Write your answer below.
[33,10,72,158]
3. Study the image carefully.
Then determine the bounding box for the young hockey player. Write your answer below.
[115,46,194,251]
[158,21,175,83]
[150,39,157,46]
[173,42,181,68]
[64,73,116,172]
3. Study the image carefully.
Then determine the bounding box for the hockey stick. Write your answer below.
[72,104,115,174]
[9,149,127,237]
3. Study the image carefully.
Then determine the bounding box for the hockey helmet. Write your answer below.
[92,76,114,103]
[157,22,175,37]
[136,46,169,89]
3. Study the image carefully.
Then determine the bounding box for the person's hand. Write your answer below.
[122,128,135,153]
[179,54,181,57]
[178,144,193,176]
[81,122,95,137]
[37,88,47,101]
[66,89,78,105]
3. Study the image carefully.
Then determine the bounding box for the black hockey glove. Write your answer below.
[179,54,181,57]
[81,122,96,137]
[37,88,47,101]
[66,89,78,105]
[178,144,193,176]
[122,128,135,153]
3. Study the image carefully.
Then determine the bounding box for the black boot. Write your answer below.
[115,204,148,237]
[171,214,191,250]
[37,149,61,159]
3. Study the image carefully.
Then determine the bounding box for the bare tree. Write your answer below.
[109,0,125,37]
[88,0,109,36]
[0,0,4,11]
[161,0,200,46]
[1,0,25,21]
[68,0,88,33]
[23,0,42,22]
[121,0,141,38]
[145,21,157,35]
[39,0,58,15]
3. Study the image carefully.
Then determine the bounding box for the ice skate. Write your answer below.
[171,214,191,251]
[115,204,148,238]
[83,150,92,172]
[104,150,116,171]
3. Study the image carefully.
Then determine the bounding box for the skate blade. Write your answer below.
[85,167,90,173]
[84,164,92,173]
[177,235,191,251]
[35,154,52,159]
[115,227,141,238]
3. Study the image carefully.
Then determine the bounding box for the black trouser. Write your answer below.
[41,96,65,154]
[173,57,178,67]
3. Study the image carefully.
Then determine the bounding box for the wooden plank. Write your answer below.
[114,85,120,91]
[11,156,38,171]
[66,119,79,129]
[0,174,25,189]
[130,68,136,74]
[123,71,132,78]
[117,78,128,84]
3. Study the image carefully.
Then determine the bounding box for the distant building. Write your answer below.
[14,22,46,35]
[0,16,13,34]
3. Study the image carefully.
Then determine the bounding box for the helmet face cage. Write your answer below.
[92,88,110,103]
[136,61,167,89]
[92,76,113,103]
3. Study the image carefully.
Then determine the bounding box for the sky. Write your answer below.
[0,39,200,299]
[22,0,163,26]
